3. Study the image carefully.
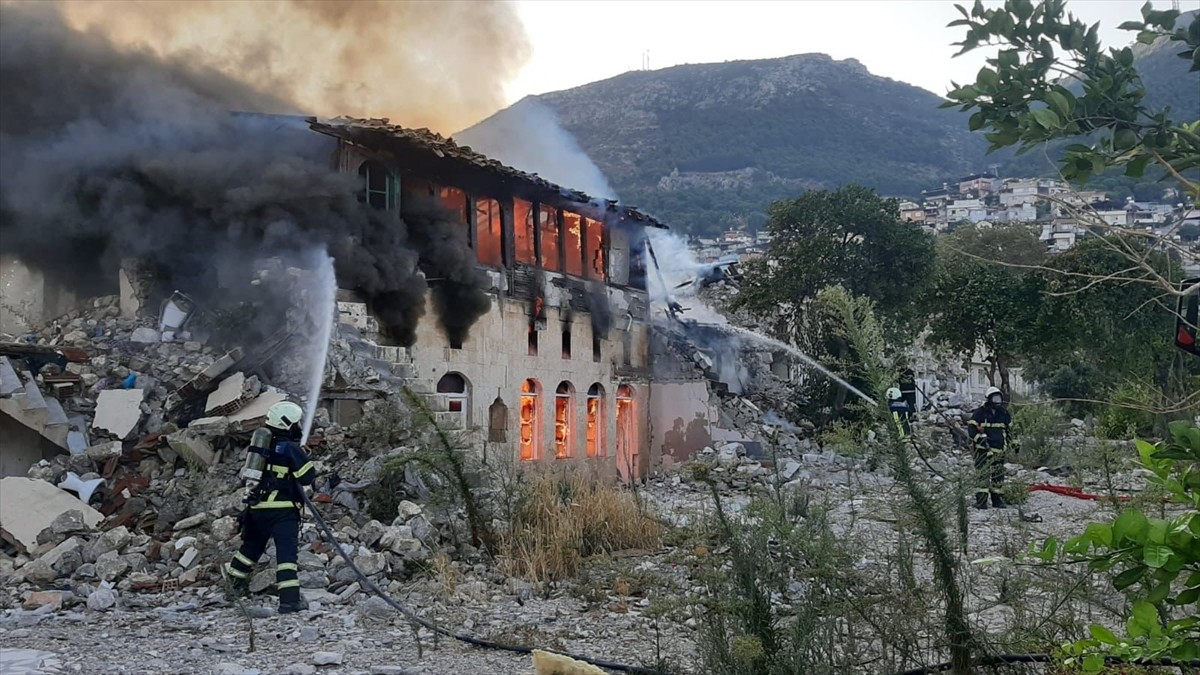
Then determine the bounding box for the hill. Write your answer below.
[460,38,1197,235]
[459,54,987,235]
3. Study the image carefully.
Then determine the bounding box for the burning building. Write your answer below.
[299,117,660,481]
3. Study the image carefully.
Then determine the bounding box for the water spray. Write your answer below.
[296,249,338,444]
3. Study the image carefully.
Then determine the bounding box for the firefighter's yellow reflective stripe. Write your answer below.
[250,500,297,509]
[270,465,289,477]
[294,462,314,477]
[277,579,301,589]
[226,564,249,579]
[277,562,298,572]
[980,422,1008,428]
[234,552,254,567]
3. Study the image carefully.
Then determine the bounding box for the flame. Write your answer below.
[554,393,571,459]
[519,393,536,461]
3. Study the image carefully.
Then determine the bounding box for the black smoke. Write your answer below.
[0,3,485,348]
[402,200,491,347]
[585,281,612,338]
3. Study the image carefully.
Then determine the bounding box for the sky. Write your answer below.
[506,0,1177,102]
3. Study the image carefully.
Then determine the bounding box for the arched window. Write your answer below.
[437,373,469,428]
[615,384,636,481]
[554,381,574,459]
[358,160,390,210]
[586,383,605,458]
[519,379,540,461]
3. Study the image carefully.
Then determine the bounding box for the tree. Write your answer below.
[733,185,935,324]
[945,3,1200,669]
[921,224,1047,397]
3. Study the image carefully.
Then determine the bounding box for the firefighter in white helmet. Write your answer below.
[886,387,912,439]
[223,400,315,613]
[967,386,1012,509]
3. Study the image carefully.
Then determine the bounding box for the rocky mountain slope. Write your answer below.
[461,31,1197,235]
[461,53,985,235]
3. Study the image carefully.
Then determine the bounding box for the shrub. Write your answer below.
[500,474,663,582]
[1012,403,1069,467]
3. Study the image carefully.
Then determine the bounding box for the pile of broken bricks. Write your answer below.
[0,294,450,620]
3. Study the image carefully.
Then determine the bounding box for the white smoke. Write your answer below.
[455,98,617,200]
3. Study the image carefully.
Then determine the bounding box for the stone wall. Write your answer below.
[406,285,652,479]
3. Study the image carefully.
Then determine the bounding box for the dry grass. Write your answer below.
[500,474,663,582]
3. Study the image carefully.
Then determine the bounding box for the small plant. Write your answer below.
[1012,403,1069,467]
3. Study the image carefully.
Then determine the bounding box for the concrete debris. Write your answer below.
[130,327,161,344]
[311,652,344,666]
[84,441,123,462]
[205,372,260,416]
[225,388,289,432]
[0,477,103,553]
[166,430,215,468]
[86,585,118,611]
[91,389,145,439]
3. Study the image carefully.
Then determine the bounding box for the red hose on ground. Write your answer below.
[1027,484,1130,502]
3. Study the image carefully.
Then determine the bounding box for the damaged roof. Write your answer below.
[308,116,668,229]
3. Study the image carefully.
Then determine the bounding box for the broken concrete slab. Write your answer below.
[187,415,230,436]
[85,441,123,462]
[0,477,103,553]
[206,372,253,416]
[226,388,288,432]
[92,389,145,439]
[166,430,215,467]
[0,356,21,396]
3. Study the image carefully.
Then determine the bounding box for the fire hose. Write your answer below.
[299,489,663,675]
[1026,483,1131,502]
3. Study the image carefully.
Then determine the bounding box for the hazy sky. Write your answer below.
[507,0,1175,101]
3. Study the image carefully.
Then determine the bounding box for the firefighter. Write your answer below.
[898,363,918,413]
[887,387,911,439]
[967,386,1011,509]
[223,401,315,613]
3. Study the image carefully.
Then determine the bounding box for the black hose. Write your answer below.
[300,490,664,675]
[892,652,1200,674]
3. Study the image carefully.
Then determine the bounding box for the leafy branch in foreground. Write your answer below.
[1028,421,1200,669]
[944,0,1200,199]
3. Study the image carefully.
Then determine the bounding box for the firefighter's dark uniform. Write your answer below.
[889,399,912,439]
[898,368,918,414]
[225,434,315,606]
[967,403,1011,508]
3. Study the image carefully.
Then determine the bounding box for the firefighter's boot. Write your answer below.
[973,492,990,510]
[990,492,1008,509]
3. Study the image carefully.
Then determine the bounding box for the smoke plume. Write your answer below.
[403,201,492,346]
[0,1,518,346]
[456,99,617,200]
[57,0,531,134]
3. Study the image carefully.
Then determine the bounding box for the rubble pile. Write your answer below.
[0,291,466,625]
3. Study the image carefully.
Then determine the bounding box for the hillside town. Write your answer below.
[690,172,1200,272]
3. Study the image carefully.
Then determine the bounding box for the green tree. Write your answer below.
[733,185,935,323]
[921,224,1047,396]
